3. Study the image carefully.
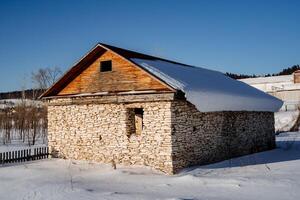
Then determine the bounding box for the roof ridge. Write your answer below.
[98,43,197,68]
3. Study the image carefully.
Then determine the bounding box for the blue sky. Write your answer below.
[0,0,299,92]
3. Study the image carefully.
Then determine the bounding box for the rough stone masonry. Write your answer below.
[47,94,275,174]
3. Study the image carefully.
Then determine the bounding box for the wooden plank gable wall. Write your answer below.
[58,50,172,95]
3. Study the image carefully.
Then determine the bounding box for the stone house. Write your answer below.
[40,43,283,174]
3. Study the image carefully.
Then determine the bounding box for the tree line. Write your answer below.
[226,64,300,80]
[0,89,44,100]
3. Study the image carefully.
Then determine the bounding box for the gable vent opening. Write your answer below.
[100,60,112,72]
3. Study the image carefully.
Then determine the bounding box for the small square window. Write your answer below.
[100,60,112,72]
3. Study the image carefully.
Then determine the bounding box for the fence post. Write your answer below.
[0,146,49,166]
[29,149,31,161]
[36,148,39,159]
[41,147,44,158]
[18,150,21,162]
[12,151,14,163]
[23,150,25,161]
[5,152,8,164]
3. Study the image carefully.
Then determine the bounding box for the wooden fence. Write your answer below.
[0,146,49,164]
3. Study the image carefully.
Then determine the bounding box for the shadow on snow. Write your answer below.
[183,134,300,173]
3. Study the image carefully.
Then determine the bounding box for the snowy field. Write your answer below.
[0,132,299,200]
[0,132,47,153]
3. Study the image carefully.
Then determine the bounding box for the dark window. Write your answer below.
[100,60,112,72]
[134,108,144,116]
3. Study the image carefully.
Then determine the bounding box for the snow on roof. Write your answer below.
[131,58,283,112]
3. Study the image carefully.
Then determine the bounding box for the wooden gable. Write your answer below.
[57,49,172,96]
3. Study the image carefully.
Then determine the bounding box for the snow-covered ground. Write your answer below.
[0,129,47,153]
[0,132,299,200]
[0,139,46,152]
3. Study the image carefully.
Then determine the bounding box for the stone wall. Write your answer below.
[170,100,275,173]
[48,98,174,174]
[47,95,275,174]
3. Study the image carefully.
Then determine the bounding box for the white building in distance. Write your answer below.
[240,71,300,111]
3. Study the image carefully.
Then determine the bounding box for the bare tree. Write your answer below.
[14,103,26,141]
[40,105,48,144]
[2,108,13,144]
[32,67,62,90]
[0,111,4,143]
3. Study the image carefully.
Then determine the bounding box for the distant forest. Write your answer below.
[0,89,44,100]
[226,64,300,80]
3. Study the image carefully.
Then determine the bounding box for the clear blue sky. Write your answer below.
[0,0,299,92]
